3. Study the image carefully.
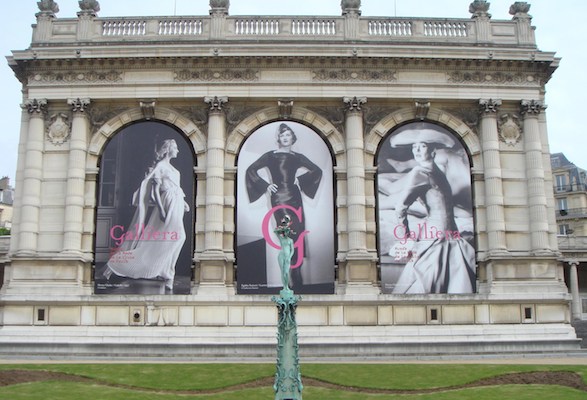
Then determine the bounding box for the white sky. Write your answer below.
[1,0,584,184]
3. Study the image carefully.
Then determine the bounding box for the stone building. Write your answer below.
[552,153,587,321]
[0,0,580,357]
[0,177,13,230]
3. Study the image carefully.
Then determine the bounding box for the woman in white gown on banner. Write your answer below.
[103,139,189,289]
[380,128,475,294]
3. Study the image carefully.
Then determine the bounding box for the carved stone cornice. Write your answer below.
[68,98,91,113]
[520,99,546,116]
[175,69,258,82]
[343,96,367,113]
[479,98,502,115]
[22,98,48,115]
[313,69,396,82]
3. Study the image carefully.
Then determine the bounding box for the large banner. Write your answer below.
[377,122,476,294]
[237,121,335,294]
[94,122,194,295]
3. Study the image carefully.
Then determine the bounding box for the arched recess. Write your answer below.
[370,107,481,295]
[225,106,345,167]
[229,106,342,295]
[85,107,204,295]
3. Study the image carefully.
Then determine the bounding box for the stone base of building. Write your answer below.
[0,292,580,359]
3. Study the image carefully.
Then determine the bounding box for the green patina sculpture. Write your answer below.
[272,215,303,400]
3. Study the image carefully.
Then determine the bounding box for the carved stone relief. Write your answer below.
[174,69,258,82]
[498,113,522,146]
[313,69,396,82]
[307,105,346,134]
[448,71,537,86]
[29,70,122,85]
[47,113,71,145]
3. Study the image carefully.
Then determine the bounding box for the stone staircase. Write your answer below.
[572,320,587,348]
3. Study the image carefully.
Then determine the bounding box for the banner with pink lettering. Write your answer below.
[94,122,194,295]
[377,122,476,294]
[236,121,335,294]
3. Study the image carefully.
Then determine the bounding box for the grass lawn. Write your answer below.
[0,363,586,399]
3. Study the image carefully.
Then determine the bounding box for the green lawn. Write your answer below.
[0,363,585,399]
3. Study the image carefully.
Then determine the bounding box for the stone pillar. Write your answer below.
[341,0,361,40]
[521,100,551,254]
[33,0,59,42]
[341,97,377,292]
[62,98,90,255]
[77,0,100,41]
[16,99,47,256]
[509,2,534,46]
[478,99,508,256]
[198,96,231,291]
[569,261,582,320]
[470,0,491,43]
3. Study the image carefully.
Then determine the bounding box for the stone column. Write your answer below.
[569,261,582,320]
[478,99,508,255]
[521,100,551,254]
[209,0,229,39]
[341,97,377,292]
[16,99,47,256]
[341,0,361,40]
[470,0,491,43]
[62,98,90,255]
[77,0,100,41]
[344,96,368,254]
[33,0,59,42]
[198,96,231,291]
[509,2,534,46]
[204,96,227,253]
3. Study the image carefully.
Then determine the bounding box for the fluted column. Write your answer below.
[569,261,582,320]
[521,100,551,254]
[343,96,367,254]
[62,98,90,255]
[17,99,47,255]
[479,99,508,255]
[204,96,228,253]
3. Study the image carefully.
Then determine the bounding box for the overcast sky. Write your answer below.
[1,0,584,184]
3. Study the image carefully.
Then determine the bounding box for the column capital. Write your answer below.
[205,96,229,112]
[479,98,502,115]
[68,97,91,113]
[343,96,367,113]
[22,98,48,115]
[520,99,546,115]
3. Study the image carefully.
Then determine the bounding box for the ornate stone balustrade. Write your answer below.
[28,13,535,47]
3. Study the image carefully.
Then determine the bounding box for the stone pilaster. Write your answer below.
[16,99,47,256]
[521,100,551,255]
[478,99,508,256]
[62,98,90,255]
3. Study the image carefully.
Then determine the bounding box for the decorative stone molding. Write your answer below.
[469,0,491,19]
[363,105,398,136]
[86,105,129,134]
[449,71,536,86]
[520,99,546,115]
[22,98,48,114]
[225,105,264,134]
[278,99,294,119]
[47,113,71,145]
[36,0,59,17]
[139,100,156,120]
[479,98,502,114]
[498,113,522,146]
[78,0,100,16]
[68,98,90,113]
[175,106,209,133]
[29,70,122,85]
[204,96,228,112]
[415,99,430,120]
[174,69,257,82]
[510,2,531,19]
[313,69,396,82]
[444,106,479,132]
[343,96,367,112]
[307,106,345,135]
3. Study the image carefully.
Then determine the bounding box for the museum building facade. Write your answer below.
[0,0,579,357]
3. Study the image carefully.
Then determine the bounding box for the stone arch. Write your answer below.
[365,107,482,170]
[86,107,206,170]
[225,106,345,168]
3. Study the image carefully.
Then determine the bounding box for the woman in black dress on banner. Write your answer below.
[245,123,322,290]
